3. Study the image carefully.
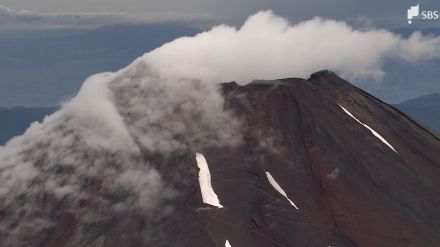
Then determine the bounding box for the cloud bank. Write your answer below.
[145,10,440,81]
[1,10,440,245]
[0,5,213,28]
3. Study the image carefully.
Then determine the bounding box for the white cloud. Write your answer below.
[145,10,440,81]
[397,31,440,62]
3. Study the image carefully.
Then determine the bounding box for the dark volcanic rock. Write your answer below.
[189,71,440,247]
[2,71,440,247]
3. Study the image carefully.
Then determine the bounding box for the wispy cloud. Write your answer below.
[0,5,214,29]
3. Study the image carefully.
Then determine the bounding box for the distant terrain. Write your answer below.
[394,93,440,133]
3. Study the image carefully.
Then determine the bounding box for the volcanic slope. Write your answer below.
[1,71,440,247]
[190,70,440,247]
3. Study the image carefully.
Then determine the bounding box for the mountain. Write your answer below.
[395,93,440,133]
[0,71,440,247]
[0,106,57,145]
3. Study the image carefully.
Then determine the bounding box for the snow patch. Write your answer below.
[265,171,299,210]
[225,240,232,247]
[195,153,223,208]
[339,105,398,154]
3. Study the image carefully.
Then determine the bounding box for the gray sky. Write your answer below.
[1,0,440,28]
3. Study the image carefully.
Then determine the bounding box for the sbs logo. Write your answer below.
[422,10,439,20]
[407,4,439,24]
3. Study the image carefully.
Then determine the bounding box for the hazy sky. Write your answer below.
[1,0,440,28]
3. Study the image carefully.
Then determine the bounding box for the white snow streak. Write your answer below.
[195,153,223,208]
[338,105,398,154]
[225,240,232,247]
[265,171,299,210]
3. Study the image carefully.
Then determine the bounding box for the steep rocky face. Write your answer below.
[173,70,440,247]
[1,71,440,247]
[104,71,440,246]
[198,70,440,247]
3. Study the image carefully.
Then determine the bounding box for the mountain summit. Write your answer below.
[1,70,440,247]
[213,70,440,246]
